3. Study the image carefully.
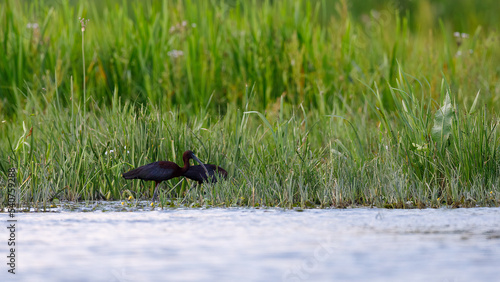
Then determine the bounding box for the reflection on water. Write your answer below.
[2,205,500,281]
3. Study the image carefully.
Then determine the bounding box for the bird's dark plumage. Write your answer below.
[184,164,227,184]
[122,161,182,181]
[122,150,208,201]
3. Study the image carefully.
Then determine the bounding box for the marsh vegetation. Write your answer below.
[1,0,499,209]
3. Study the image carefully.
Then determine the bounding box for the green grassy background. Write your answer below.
[1,0,499,209]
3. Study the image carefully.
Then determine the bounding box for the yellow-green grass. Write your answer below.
[1,0,499,209]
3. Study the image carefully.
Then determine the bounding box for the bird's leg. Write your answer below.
[152,181,160,202]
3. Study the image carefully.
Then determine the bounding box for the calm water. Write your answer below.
[2,205,500,281]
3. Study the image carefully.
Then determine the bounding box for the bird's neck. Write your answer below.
[182,156,191,173]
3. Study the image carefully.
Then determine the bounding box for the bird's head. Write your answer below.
[182,150,209,175]
[183,150,195,159]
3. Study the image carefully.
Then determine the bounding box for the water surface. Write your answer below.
[2,205,500,281]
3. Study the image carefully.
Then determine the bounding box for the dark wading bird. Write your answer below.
[184,164,228,185]
[122,150,209,201]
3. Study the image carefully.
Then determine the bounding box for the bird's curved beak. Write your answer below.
[191,154,209,176]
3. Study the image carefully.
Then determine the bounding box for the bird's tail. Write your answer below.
[122,168,141,179]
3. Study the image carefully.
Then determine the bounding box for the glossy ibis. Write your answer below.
[122,150,208,201]
[184,164,227,184]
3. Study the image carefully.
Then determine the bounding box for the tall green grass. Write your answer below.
[1,0,499,117]
[1,78,499,209]
[1,0,499,209]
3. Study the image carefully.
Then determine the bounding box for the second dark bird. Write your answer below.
[184,164,228,184]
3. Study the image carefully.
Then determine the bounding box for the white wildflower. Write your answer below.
[27,23,39,29]
[168,50,184,58]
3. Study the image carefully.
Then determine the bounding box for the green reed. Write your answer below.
[1,0,500,209]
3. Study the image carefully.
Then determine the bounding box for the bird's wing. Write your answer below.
[143,161,179,181]
[123,161,179,182]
